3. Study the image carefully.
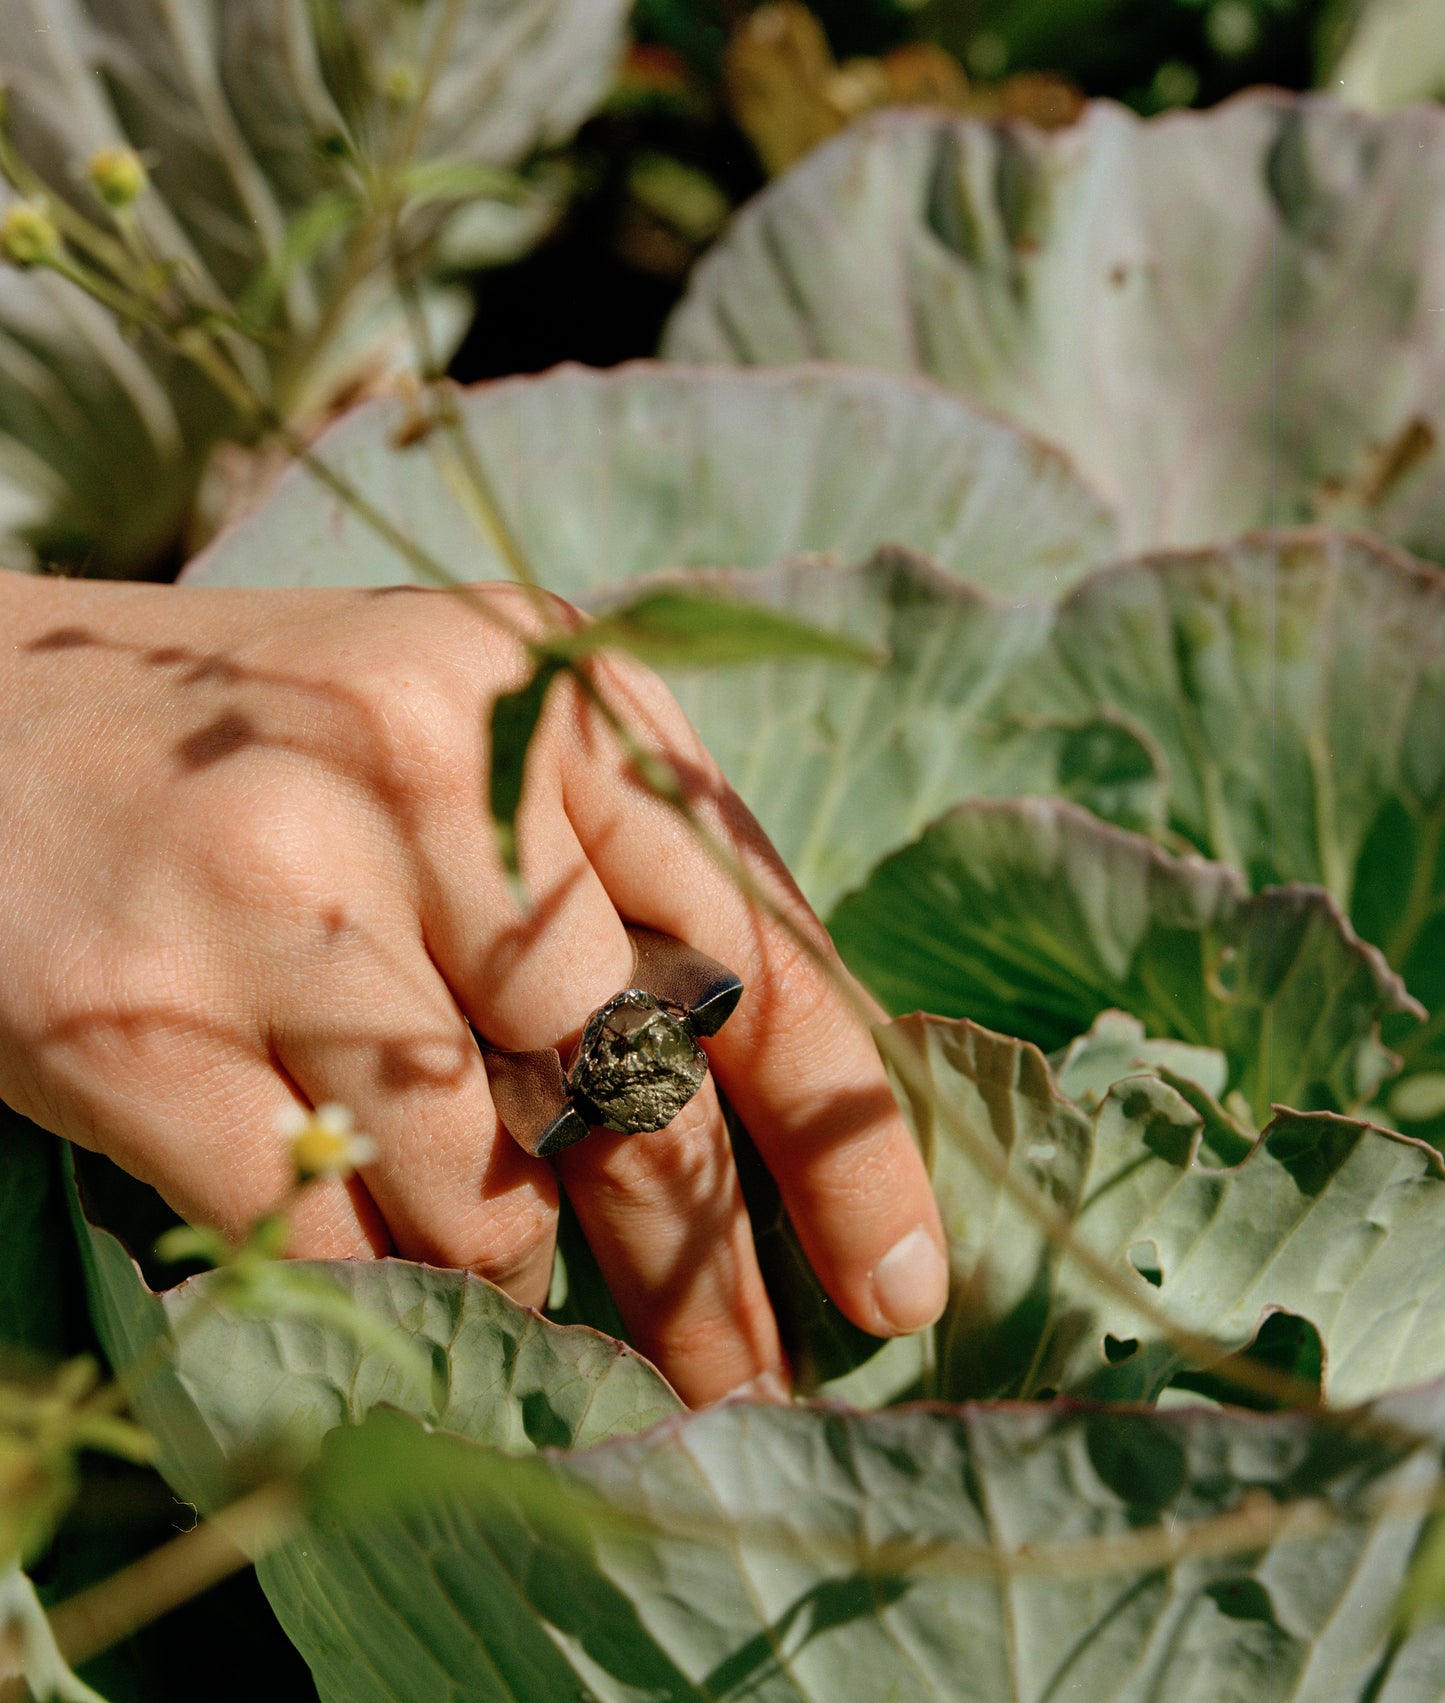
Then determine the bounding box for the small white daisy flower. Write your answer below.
[278,1102,377,1182]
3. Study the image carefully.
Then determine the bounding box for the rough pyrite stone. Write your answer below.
[478,925,742,1157]
[568,990,707,1134]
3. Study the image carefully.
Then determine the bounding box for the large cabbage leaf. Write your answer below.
[182,361,1118,599]
[68,1153,681,1516]
[1008,533,1445,1139]
[271,1395,1445,1703]
[0,0,629,574]
[731,531,1445,1144]
[664,95,1445,564]
[68,1142,1445,1703]
[880,1013,1445,1407]
[830,796,1422,1122]
[181,364,1120,908]
[1027,534,1445,898]
[596,550,1059,914]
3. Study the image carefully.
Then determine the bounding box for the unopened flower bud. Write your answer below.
[0,201,61,267]
[87,145,148,209]
[382,60,420,104]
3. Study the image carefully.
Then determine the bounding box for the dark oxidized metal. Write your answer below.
[479,926,743,1159]
[569,990,707,1134]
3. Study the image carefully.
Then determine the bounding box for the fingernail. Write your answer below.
[720,1368,792,1405]
[871,1227,949,1334]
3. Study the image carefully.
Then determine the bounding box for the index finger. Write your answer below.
[559,667,948,1340]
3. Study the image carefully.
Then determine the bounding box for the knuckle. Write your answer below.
[192,785,354,916]
[588,1094,729,1205]
[350,664,474,795]
[348,594,584,812]
[745,924,840,1044]
[588,651,707,758]
[473,582,582,646]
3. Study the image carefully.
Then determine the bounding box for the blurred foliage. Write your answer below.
[1323,0,1445,109]
[632,0,1336,116]
[0,0,630,578]
[634,0,916,76]
[724,3,1079,177]
[914,0,1331,112]
[458,0,1352,382]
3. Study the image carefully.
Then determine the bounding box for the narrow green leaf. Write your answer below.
[626,153,730,243]
[487,657,565,887]
[1399,1512,1445,1633]
[556,588,881,668]
[305,1408,622,1548]
[602,550,1058,913]
[239,192,361,325]
[395,159,526,207]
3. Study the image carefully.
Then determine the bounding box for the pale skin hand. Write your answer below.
[0,568,948,1406]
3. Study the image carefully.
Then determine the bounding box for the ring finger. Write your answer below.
[557,1077,786,1407]
[424,783,788,1405]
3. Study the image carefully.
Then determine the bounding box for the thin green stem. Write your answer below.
[27,1481,300,1686]
[270,0,462,416]
[389,237,542,593]
[386,0,468,180]
[43,255,156,327]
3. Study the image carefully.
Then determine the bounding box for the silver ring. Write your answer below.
[478,926,743,1159]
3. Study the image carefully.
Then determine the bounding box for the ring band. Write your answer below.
[479,926,744,1159]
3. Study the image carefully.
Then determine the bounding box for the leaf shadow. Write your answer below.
[701,1573,912,1701]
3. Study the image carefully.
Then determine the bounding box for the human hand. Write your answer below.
[0,570,947,1406]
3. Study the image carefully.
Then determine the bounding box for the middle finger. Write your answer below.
[558,1078,787,1408]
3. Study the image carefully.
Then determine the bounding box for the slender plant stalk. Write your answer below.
[0,1483,301,1700]
[9,1458,1442,1692]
